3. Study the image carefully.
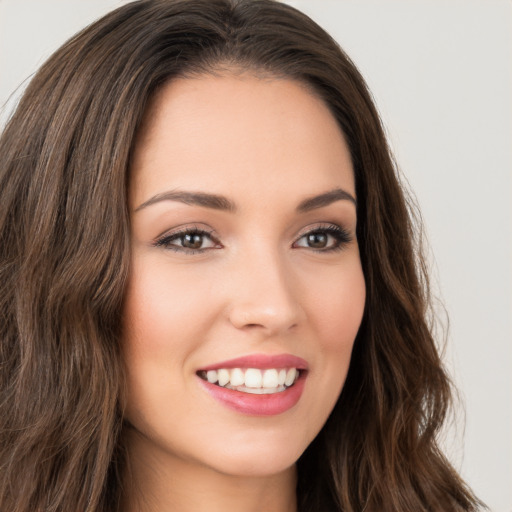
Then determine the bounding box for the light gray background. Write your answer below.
[1,1,510,510]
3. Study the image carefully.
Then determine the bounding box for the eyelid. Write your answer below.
[292,222,353,251]
[151,221,353,254]
[153,225,221,252]
[294,222,352,239]
[154,224,215,242]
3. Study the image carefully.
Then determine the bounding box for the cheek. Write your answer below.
[291,261,365,445]
[308,261,366,352]
[120,258,217,416]
[122,257,217,356]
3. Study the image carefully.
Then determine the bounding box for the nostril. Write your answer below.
[227,297,303,331]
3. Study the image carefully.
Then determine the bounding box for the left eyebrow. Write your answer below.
[296,188,357,212]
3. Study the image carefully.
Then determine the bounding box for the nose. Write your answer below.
[226,247,304,336]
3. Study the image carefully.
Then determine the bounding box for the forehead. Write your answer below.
[130,73,354,208]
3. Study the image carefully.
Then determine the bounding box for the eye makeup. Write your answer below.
[293,223,352,253]
[152,222,353,255]
[153,226,221,254]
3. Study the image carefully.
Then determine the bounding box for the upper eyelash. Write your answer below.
[153,227,219,252]
[153,223,352,253]
[294,224,352,252]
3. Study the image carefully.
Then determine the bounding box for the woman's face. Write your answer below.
[123,74,366,478]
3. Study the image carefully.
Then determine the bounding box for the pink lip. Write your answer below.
[197,353,309,416]
[198,353,309,372]
[198,373,307,416]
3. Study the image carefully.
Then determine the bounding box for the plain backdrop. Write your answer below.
[1,1,510,510]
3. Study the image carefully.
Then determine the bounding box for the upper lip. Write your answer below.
[198,353,309,372]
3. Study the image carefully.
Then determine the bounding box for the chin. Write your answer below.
[192,427,310,478]
[205,450,300,479]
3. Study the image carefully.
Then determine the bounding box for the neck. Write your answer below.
[121,428,298,512]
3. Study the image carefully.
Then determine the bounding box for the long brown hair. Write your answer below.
[0,1,483,510]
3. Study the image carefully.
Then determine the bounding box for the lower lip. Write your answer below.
[198,374,307,416]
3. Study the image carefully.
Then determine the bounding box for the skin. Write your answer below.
[122,73,366,512]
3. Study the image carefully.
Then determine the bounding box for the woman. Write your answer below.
[0,0,483,511]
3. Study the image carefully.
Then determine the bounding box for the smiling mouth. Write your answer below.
[197,367,301,395]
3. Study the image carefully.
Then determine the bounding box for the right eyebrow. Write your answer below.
[134,190,236,213]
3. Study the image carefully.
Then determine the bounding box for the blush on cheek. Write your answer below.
[318,276,365,348]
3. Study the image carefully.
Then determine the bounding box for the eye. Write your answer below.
[293,225,352,252]
[154,227,220,253]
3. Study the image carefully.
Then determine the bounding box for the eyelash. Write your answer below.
[293,225,352,252]
[154,226,220,254]
[153,224,352,254]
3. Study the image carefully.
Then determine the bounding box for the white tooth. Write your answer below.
[217,369,230,387]
[244,387,265,394]
[262,369,279,388]
[278,369,286,386]
[206,370,218,383]
[284,368,297,386]
[230,368,244,387]
[234,385,287,395]
[244,368,263,388]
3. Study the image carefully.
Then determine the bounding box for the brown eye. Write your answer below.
[294,225,352,252]
[306,232,328,249]
[182,233,204,249]
[155,228,219,253]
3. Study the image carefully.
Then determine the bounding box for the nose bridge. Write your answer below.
[227,239,302,334]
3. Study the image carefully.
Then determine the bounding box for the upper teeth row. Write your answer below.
[201,368,299,389]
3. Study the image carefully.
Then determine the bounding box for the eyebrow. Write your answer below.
[134,190,236,212]
[297,188,356,212]
[134,187,356,213]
